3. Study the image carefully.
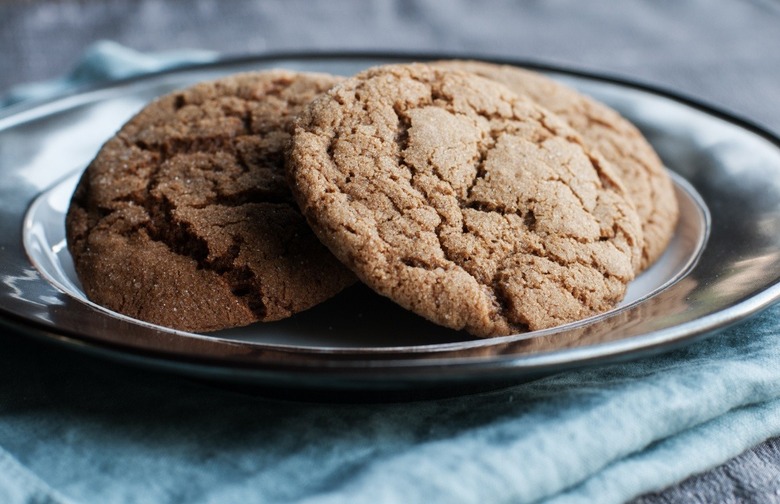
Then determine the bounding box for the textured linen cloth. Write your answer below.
[2,18,780,504]
[0,41,216,108]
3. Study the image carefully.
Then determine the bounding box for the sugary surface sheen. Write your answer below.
[288,64,644,337]
[66,71,355,332]
[437,60,679,270]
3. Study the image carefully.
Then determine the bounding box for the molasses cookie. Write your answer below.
[437,60,678,270]
[66,70,355,332]
[287,64,643,337]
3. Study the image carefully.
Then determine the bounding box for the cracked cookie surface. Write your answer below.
[66,70,355,332]
[287,64,643,337]
[436,60,678,270]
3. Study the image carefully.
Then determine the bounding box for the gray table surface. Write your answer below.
[2,0,780,501]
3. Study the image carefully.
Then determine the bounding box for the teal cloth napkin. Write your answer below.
[0,40,217,108]
[3,42,780,504]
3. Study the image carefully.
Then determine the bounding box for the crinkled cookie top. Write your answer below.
[287,63,643,337]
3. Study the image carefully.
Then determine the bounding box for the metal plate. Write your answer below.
[2,53,779,390]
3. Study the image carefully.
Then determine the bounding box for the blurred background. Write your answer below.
[2,0,780,133]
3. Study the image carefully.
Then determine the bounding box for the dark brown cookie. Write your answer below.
[287,64,643,337]
[437,60,679,270]
[66,70,355,332]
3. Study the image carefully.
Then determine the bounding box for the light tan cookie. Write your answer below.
[66,70,355,332]
[437,60,678,270]
[287,64,643,337]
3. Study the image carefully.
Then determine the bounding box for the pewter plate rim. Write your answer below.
[1,52,779,389]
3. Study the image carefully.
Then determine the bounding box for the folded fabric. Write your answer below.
[2,41,780,504]
[0,40,217,108]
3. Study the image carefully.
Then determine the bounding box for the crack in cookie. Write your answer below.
[288,63,643,337]
[66,70,355,332]
[435,60,678,270]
